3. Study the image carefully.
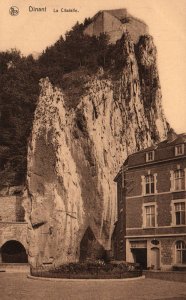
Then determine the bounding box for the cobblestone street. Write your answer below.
[1,274,186,300]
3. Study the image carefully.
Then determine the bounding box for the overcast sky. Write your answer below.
[0,0,186,133]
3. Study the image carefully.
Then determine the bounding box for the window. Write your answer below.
[146,151,154,162]
[145,175,155,194]
[174,169,185,191]
[176,241,186,264]
[144,205,156,227]
[175,144,184,156]
[142,173,157,195]
[175,202,185,225]
[171,200,186,226]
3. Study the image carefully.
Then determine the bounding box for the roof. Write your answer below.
[102,9,146,25]
[134,133,186,154]
[114,133,186,180]
[84,8,148,44]
[103,9,128,20]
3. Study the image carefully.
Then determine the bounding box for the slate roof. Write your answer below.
[114,133,186,180]
[102,9,128,20]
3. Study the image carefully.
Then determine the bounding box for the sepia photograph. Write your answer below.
[0,0,186,299]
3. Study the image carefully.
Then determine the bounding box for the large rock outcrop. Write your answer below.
[25,32,169,268]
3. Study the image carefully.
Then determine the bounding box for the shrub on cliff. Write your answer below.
[0,49,41,189]
[38,21,112,84]
[0,19,136,190]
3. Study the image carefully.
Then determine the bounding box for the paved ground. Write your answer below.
[0,273,186,300]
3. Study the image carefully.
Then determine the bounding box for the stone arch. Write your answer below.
[0,237,27,251]
[80,226,105,261]
[1,240,28,263]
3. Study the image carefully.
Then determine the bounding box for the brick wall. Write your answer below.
[125,170,142,197]
[161,238,174,266]
[126,159,186,197]
[125,159,186,230]
[160,237,186,268]
[157,197,172,226]
[126,197,142,228]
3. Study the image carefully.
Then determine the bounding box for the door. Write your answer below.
[151,247,160,270]
[132,248,147,269]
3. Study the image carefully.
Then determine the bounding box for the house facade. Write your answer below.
[114,133,186,270]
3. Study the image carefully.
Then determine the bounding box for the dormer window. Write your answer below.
[175,144,184,156]
[146,151,154,162]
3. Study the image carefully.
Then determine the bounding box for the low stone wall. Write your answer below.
[0,263,30,273]
[144,270,186,282]
[31,269,142,279]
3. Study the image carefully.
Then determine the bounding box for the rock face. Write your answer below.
[25,32,169,268]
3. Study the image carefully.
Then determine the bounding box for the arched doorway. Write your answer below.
[1,240,28,263]
[151,247,160,270]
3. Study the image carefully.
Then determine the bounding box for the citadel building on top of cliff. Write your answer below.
[83,8,148,44]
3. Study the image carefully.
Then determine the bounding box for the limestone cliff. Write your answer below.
[25,32,168,268]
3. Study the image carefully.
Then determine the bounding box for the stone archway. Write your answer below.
[1,240,28,263]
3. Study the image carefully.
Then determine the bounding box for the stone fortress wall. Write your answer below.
[0,194,28,263]
[83,9,148,44]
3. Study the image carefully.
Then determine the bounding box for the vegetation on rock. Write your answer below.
[0,19,162,191]
[0,20,112,190]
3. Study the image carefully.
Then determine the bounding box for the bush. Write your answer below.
[50,260,138,275]
[31,260,142,279]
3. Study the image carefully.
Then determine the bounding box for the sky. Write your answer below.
[0,0,186,133]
